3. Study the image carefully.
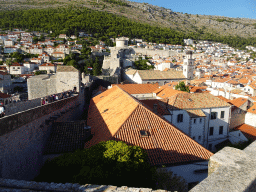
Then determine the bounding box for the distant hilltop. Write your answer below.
[1,0,256,38]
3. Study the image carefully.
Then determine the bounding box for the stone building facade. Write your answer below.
[27,66,81,100]
[102,37,135,77]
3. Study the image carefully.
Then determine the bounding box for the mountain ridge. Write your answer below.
[1,0,256,39]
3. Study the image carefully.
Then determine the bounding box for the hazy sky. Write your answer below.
[130,0,256,19]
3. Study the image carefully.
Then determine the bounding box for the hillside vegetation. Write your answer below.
[1,0,256,49]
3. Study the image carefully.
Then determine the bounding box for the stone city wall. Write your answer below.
[0,178,174,192]
[190,140,256,192]
[4,98,41,116]
[133,48,177,57]
[0,89,85,181]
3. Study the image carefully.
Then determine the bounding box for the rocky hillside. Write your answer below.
[1,0,256,38]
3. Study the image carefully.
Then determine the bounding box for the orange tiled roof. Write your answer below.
[111,83,159,94]
[140,99,169,116]
[216,96,230,103]
[156,87,184,99]
[40,63,55,66]
[248,103,256,114]
[85,86,213,166]
[228,98,247,108]
[234,124,256,141]
[165,92,231,109]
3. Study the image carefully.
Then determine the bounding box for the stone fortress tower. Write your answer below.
[183,50,195,80]
[102,37,135,77]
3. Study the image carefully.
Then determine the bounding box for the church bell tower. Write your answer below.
[183,50,195,80]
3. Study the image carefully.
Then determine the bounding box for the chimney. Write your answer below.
[153,103,158,114]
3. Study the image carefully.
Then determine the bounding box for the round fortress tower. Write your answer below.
[116,37,129,48]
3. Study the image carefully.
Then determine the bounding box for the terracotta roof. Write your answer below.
[186,109,206,117]
[125,69,137,75]
[52,52,64,54]
[40,63,55,66]
[11,62,23,66]
[85,86,213,166]
[247,102,256,114]
[111,83,159,94]
[57,66,78,72]
[228,98,247,108]
[165,92,231,109]
[230,89,244,94]
[234,124,256,141]
[140,99,170,116]
[190,86,207,93]
[0,92,11,98]
[137,69,186,80]
[155,87,184,99]
[216,96,230,103]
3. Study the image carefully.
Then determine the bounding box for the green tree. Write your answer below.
[5,58,12,72]
[92,57,101,76]
[32,36,39,44]
[175,81,190,92]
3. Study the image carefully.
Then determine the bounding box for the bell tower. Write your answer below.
[183,51,195,80]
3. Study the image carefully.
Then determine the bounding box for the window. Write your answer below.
[177,114,183,123]
[200,118,202,123]
[211,112,217,120]
[140,130,148,137]
[209,127,214,136]
[219,126,223,135]
[198,136,201,140]
[193,136,195,140]
[194,119,196,124]
[208,144,212,151]
[221,111,225,119]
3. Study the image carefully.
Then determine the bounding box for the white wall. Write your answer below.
[229,130,248,144]
[202,107,230,151]
[245,112,256,127]
[191,117,205,146]
[164,110,190,135]
[132,72,143,84]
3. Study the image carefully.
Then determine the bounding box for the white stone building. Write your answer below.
[39,63,56,73]
[4,39,14,47]
[9,63,26,75]
[162,92,232,152]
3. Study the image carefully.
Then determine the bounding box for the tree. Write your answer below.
[92,57,101,76]
[5,58,12,73]
[175,81,190,93]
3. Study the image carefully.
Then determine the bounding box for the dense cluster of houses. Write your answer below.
[2,30,256,188]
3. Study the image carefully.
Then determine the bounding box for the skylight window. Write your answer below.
[140,130,148,137]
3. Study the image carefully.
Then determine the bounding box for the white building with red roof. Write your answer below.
[39,63,56,73]
[86,85,213,185]
[4,39,14,47]
[9,62,26,75]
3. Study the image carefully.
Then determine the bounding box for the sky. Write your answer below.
[130,0,256,19]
